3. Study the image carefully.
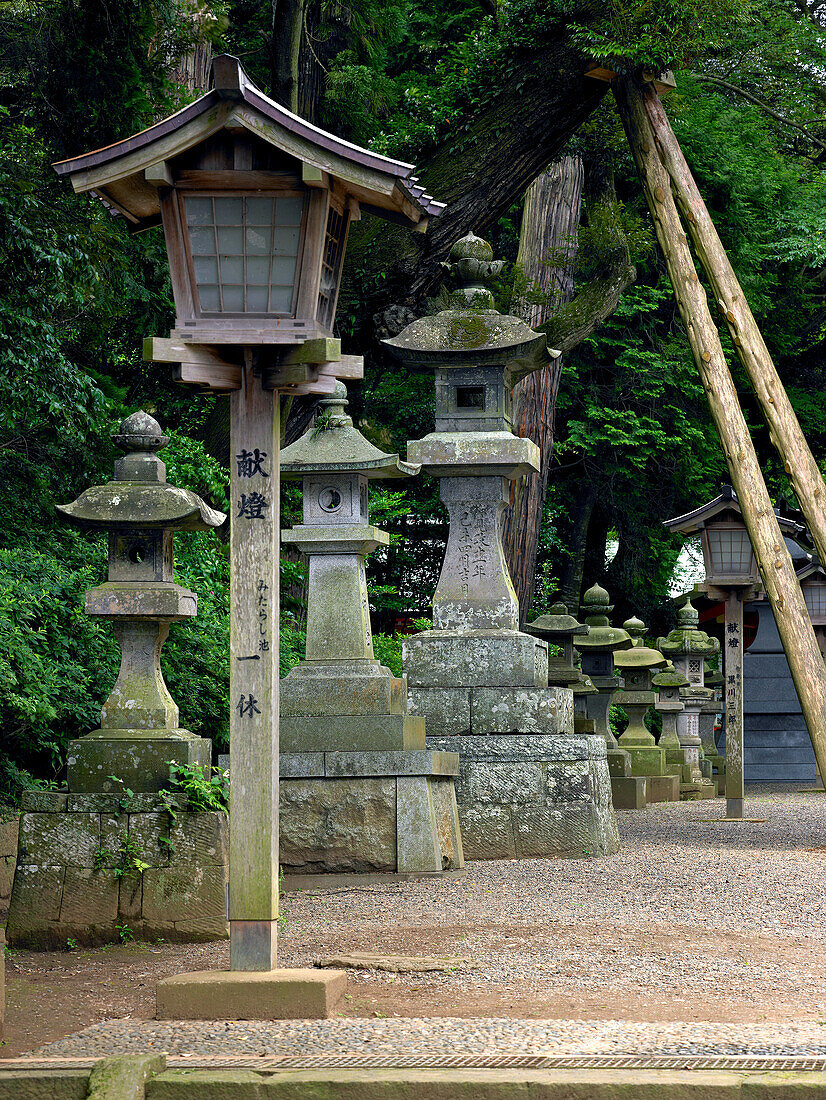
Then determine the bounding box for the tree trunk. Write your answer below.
[344,43,609,321]
[642,84,826,573]
[503,156,583,623]
[271,0,306,110]
[557,478,596,612]
[614,74,826,789]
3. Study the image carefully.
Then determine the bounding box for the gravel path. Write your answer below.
[27,784,826,1059]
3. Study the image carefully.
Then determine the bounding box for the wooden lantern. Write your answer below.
[53,55,444,393]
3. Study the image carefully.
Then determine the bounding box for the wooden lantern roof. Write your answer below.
[664,485,804,539]
[53,54,445,234]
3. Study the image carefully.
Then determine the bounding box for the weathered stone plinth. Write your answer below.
[6,790,228,948]
[156,968,346,1020]
[406,631,619,858]
[279,387,463,877]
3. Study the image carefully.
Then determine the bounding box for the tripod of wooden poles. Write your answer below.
[610,76,826,807]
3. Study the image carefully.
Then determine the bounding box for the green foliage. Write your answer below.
[166,762,229,814]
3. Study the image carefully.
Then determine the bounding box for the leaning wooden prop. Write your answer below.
[587,69,826,807]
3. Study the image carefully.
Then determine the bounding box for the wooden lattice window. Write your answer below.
[317,204,347,329]
[183,194,306,315]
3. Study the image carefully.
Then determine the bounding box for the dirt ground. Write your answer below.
[3,911,825,1058]
[5,786,826,1058]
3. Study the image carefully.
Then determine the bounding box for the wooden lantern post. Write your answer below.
[54,54,443,1009]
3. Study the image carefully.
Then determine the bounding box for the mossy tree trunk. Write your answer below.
[502,156,583,623]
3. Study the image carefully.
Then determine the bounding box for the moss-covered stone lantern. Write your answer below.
[384,235,619,859]
[653,665,690,777]
[657,598,718,800]
[57,412,225,792]
[278,384,463,875]
[526,602,590,687]
[614,618,678,802]
[574,585,648,810]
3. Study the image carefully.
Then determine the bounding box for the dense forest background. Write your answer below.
[0,0,824,801]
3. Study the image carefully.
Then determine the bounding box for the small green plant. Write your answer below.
[115,922,134,944]
[165,761,228,814]
[66,937,78,950]
[93,845,110,873]
[112,836,150,880]
[107,775,135,811]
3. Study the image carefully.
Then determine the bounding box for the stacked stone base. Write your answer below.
[405,631,620,860]
[280,754,462,874]
[607,749,648,810]
[6,791,227,948]
[279,660,463,876]
[425,732,619,859]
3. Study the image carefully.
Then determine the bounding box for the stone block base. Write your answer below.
[646,775,681,803]
[427,733,618,859]
[610,775,647,810]
[280,773,463,875]
[0,816,19,906]
[155,968,347,1020]
[67,729,211,793]
[6,792,228,948]
[621,744,668,778]
[680,780,716,801]
[404,630,549,688]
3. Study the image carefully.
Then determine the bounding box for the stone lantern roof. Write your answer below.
[382,232,554,380]
[576,584,634,653]
[57,411,225,531]
[657,597,720,659]
[526,601,590,640]
[280,383,419,480]
[652,669,690,690]
[614,617,668,673]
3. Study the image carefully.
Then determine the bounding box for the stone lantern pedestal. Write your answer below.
[385,235,618,860]
[7,413,230,947]
[575,586,648,810]
[278,386,463,876]
[657,599,718,800]
[614,617,679,803]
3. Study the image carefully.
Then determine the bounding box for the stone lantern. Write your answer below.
[278,384,463,875]
[526,603,600,736]
[657,599,718,799]
[653,666,690,783]
[574,585,647,810]
[385,234,618,860]
[57,411,225,793]
[526,602,590,688]
[614,617,679,802]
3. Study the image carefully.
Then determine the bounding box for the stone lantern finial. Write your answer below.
[442,232,504,309]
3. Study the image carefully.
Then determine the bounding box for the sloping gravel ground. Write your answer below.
[29,784,826,1059]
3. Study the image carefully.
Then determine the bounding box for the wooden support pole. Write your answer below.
[640,83,826,569]
[228,353,279,971]
[614,76,826,790]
